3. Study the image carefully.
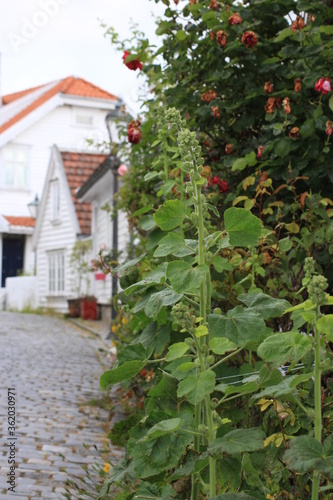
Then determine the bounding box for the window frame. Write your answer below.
[2,144,30,189]
[48,250,65,295]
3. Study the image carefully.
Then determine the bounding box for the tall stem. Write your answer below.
[312,306,322,500]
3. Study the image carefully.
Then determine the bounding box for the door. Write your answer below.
[1,235,25,287]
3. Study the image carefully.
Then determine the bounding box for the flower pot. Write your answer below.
[67,298,82,318]
[80,298,97,320]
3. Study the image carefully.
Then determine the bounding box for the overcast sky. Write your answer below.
[0,0,165,114]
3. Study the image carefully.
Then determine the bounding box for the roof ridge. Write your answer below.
[67,76,118,100]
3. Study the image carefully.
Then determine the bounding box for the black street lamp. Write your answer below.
[105,103,122,340]
[27,194,39,219]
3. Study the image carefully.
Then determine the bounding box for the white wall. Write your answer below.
[6,276,39,311]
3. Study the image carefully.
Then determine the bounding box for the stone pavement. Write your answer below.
[0,312,123,499]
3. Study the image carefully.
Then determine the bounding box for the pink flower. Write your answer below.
[118,164,128,176]
[315,77,332,95]
[101,243,106,251]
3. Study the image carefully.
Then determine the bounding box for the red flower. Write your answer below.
[122,51,142,71]
[201,89,217,102]
[225,143,233,155]
[228,13,242,25]
[257,145,264,159]
[127,120,142,144]
[315,78,332,95]
[216,30,227,47]
[211,176,229,193]
[241,31,258,48]
[211,106,220,118]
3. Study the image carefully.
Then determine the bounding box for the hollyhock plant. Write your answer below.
[241,31,258,48]
[315,77,332,95]
[122,51,142,71]
[127,120,142,144]
[228,13,242,25]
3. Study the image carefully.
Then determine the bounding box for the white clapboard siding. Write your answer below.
[36,157,77,312]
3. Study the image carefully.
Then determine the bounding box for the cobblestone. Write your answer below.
[0,312,124,497]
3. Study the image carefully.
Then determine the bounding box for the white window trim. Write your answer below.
[47,250,65,295]
[50,179,61,223]
[2,144,30,189]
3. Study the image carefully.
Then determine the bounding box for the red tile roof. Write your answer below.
[0,76,118,135]
[61,151,108,235]
[3,216,36,227]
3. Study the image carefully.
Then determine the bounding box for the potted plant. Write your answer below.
[68,239,97,319]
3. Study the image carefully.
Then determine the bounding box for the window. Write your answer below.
[3,145,29,188]
[74,114,94,126]
[51,180,60,220]
[48,251,65,294]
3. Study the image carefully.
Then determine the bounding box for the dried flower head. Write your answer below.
[289,127,300,138]
[294,78,302,93]
[264,81,274,94]
[201,89,217,102]
[225,143,233,155]
[290,16,305,32]
[282,97,291,114]
[211,106,220,118]
[257,145,265,159]
[264,97,281,114]
[209,0,219,9]
[241,31,258,48]
[216,30,227,47]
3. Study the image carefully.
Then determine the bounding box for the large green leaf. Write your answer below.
[165,342,190,361]
[210,428,265,455]
[317,315,333,342]
[100,360,145,390]
[144,418,182,440]
[284,435,333,479]
[224,208,262,247]
[212,255,233,272]
[137,323,170,356]
[154,232,185,257]
[167,261,208,293]
[147,375,178,415]
[177,370,216,405]
[274,137,290,158]
[209,337,238,355]
[145,289,183,317]
[112,254,145,276]
[117,343,153,366]
[124,263,168,295]
[238,292,290,319]
[209,306,267,347]
[154,200,187,231]
[252,373,313,400]
[257,331,312,366]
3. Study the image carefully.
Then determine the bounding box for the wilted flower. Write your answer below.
[282,97,291,114]
[122,51,142,71]
[216,30,227,47]
[209,31,216,40]
[326,121,333,136]
[118,164,129,176]
[127,120,142,144]
[241,31,258,48]
[264,81,274,94]
[265,97,281,114]
[228,13,242,25]
[211,106,220,118]
[289,127,300,138]
[294,78,302,93]
[210,0,218,9]
[290,16,305,33]
[225,143,233,155]
[257,145,265,159]
[211,176,229,193]
[308,13,315,23]
[315,78,332,95]
[201,89,217,102]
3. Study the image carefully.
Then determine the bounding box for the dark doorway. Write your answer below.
[1,234,25,287]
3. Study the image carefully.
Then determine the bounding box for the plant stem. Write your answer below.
[312,306,322,500]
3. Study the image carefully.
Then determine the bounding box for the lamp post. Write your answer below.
[105,103,122,340]
[27,194,39,275]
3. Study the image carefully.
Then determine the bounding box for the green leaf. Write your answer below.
[100,360,145,390]
[257,331,312,367]
[125,263,168,295]
[252,373,313,400]
[329,94,333,113]
[211,494,257,500]
[138,214,157,231]
[274,27,294,42]
[274,137,290,158]
[165,342,189,361]
[279,237,293,252]
[284,435,333,479]
[210,428,265,455]
[145,418,182,440]
[212,255,233,272]
[173,239,197,257]
[144,171,160,182]
[137,323,171,356]
[224,208,262,247]
[209,337,238,355]
[232,158,248,172]
[209,306,267,348]
[117,343,153,366]
[317,315,333,341]
[167,261,208,293]
[154,200,187,230]
[238,292,290,319]
[177,370,216,405]
[154,232,185,257]
[195,325,209,338]
[112,254,145,276]
[176,29,187,41]
[132,204,154,217]
[300,119,315,139]
[245,151,257,167]
[145,289,183,317]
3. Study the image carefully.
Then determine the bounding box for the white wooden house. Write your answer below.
[0,76,120,294]
[76,156,130,308]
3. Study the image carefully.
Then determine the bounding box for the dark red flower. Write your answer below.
[225,143,233,155]
[216,30,227,47]
[211,176,229,193]
[241,31,258,48]
[211,106,220,118]
[122,51,143,71]
[315,78,332,95]
[257,145,264,159]
[127,120,142,144]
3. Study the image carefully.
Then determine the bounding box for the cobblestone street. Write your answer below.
[0,312,122,499]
